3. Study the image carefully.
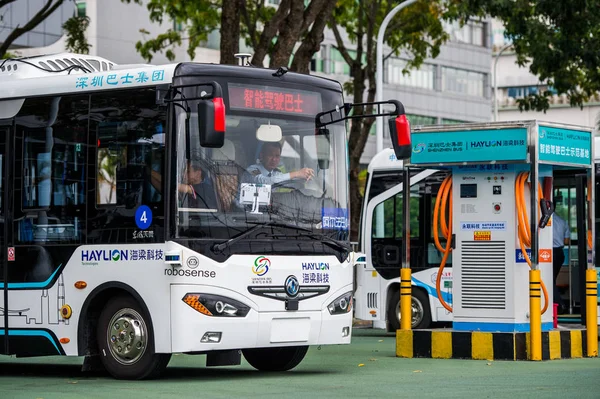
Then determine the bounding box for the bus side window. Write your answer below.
[88,88,166,244]
[15,95,88,244]
[92,89,166,209]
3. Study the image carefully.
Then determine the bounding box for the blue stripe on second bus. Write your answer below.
[0,264,63,289]
[412,276,453,304]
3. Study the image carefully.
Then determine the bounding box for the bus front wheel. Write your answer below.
[97,295,171,380]
[388,289,432,330]
[243,346,308,371]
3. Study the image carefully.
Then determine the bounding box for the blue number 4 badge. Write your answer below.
[135,205,153,230]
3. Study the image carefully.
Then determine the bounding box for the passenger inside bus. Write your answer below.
[148,159,218,209]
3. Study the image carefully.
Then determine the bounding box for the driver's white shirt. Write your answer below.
[247,163,291,185]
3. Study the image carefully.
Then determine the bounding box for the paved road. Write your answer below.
[1,329,599,398]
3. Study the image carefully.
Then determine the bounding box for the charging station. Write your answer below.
[393,120,598,360]
[450,164,553,332]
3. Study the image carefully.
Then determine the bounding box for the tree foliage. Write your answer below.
[452,0,600,112]
[123,0,336,71]
[122,0,221,62]
[63,15,90,54]
[330,0,450,239]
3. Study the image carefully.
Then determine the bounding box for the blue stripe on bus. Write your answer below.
[412,276,453,304]
[0,329,62,354]
[0,264,62,289]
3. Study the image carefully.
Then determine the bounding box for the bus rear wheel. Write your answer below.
[388,289,432,330]
[97,295,171,380]
[242,346,309,371]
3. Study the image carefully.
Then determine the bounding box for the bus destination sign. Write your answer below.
[228,84,321,115]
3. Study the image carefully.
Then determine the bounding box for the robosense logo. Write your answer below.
[413,143,426,153]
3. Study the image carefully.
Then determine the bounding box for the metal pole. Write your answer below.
[400,166,412,330]
[529,130,541,361]
[376,0,418,153]
[586,142,598,357]
[493,44,511,122]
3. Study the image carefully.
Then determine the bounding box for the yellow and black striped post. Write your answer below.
[529,269,542,361]
[400,268,412,330]
[585,269,598,357]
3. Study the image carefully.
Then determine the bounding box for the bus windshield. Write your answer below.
[173,79,349,249]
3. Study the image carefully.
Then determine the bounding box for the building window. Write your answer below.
[407,114,437,126]
[310,46,325,73]
[442,67,486,97]
[506,86,538,98]
[331,48,351,75]
[441,118,468,125]
[444,20,486,47]
[385,58,435,90]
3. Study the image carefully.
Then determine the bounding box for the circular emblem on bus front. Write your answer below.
[285,275,300,297]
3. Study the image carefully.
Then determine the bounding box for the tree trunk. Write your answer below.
[347,63,371,241]
[220,0,241,65]
[250,0,291,67]
[268,0,305,68]
[290,0,336,74]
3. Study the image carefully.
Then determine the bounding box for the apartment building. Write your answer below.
[492,19,600,128]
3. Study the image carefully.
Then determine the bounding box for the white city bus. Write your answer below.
[0,53,407,379]
[354,149,452,330]
[355,144,600,331]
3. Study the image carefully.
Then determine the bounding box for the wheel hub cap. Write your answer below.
[107,308,147,365]
[396,296,424,328]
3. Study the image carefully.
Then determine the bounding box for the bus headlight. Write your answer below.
[182,294,250,317]
[327,291,353,315]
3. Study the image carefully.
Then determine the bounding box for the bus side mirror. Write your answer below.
[389,114,411,160]
[197,97,226,148]
[315,128,330,170]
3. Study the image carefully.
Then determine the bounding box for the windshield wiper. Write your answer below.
[282,231,352,253]
[212,221,277,253]
[211,221,351,254]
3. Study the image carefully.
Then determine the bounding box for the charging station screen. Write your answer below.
[460,184,477,198]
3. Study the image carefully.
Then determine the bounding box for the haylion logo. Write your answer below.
[253,256,270,276]
[470,140,502,148]
[82,249,128,262]
[302,262,330,270]
[413,143,426,153]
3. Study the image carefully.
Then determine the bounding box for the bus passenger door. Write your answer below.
[0,126,7,353]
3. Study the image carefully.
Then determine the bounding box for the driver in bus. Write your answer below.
[247,142,315,185]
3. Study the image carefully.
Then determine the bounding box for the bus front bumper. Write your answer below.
[169,284,352,353]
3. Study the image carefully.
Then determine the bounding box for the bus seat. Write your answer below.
[211,140,239,211]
